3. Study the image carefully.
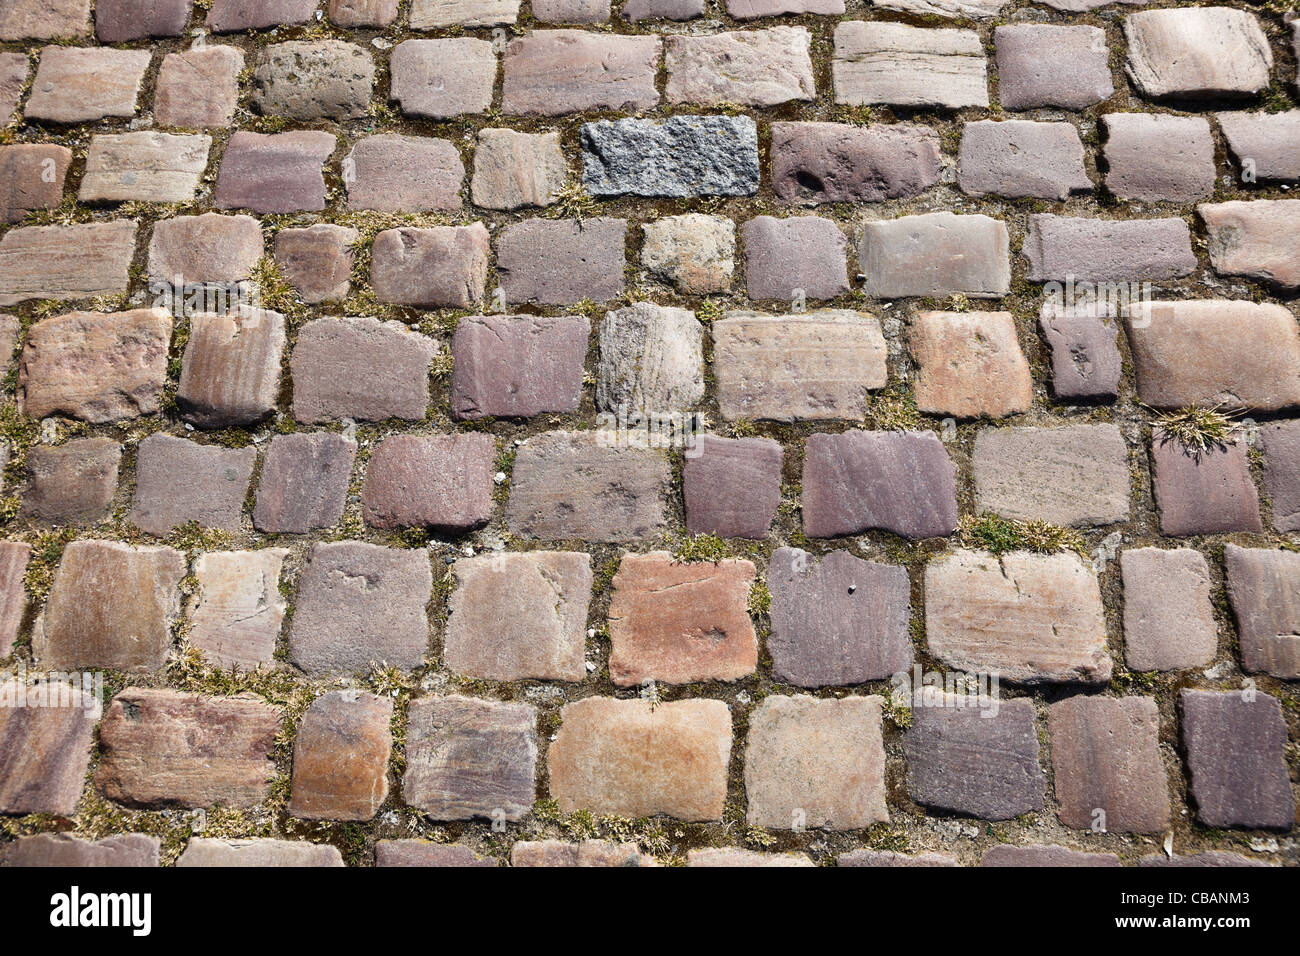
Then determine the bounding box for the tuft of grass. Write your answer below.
[1148,404,1239,457]
[544,180,596,221]
[674,533,729,563]
[696,299,725,324]
[727,418,757,438]
[947,292,971,313]
[959,512,1088,559]
[880,691,913,729]
[866,383,922,431]
[747,579,771,617]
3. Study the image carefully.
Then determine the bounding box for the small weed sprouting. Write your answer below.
[1148,404,1240,458]
[959,512,1088,560]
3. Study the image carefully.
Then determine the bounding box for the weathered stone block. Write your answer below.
[503,31,659,115]
[682,435,782,540]
[289,690,392,821]
[253,433,356,535]
[596,302,703,414]
[0,221,139,308]
[1121,547,1218,672]
[177,308,286,428]
[214,131,336,215]
[581,116,758,198]
[371,224,489,308]
[833,22,987,109]
[345,135,463,213]
[22,438,121,526]
[771,122,940,204]
[0,679,97,815]
[187,549,289,671]
[450,314,589,420]
[911,310,1031,419]
[79,132,211,204]
[130,434,255,536]
[860,213,1009,299]
[497,218,626,305]
[361,433,496,532]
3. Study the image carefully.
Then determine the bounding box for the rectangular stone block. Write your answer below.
[177,838,343,867]
[274,224,356,305]
[376,841,496,867]
[148,213,264,287]
[682,435,782,540]
[1039,300,1122,401]
[994,24,1113,111]
[0,221,138,308]
[0,0,91,40]
[130,434,255,536]
[177,308,285,429]
[1121,547,1218,672]
[289,690,392,822]
[410,0,520,26]
[1218,111,1300,183]
[581,116,758,198]
[403,696,537,821]
[1104,114,1215,203]
[252,433,355,535]
[771,122,940,204]
[596,301,703,415]
[1124,8,1272,99]
[360,433,495,532]
[713,310,885,422]
[548,697,730,821]
[0,541,30,658]
[1224,545,1300,680]
[665,27,814,107]
[1201,199,1300,291]
[25,46,150,124]
[743,215,849,301]
[451,314,589,420]
[1150,435,1261,536]
[925,550,1112,685]
[497,218,626,305]
[371,223,489,308]
[95,688,279,809]
[860,212,1009,298]
[1025,214,1196,282]
[214,131,336,215]
[910,310,1030,419]
[390,38,496,119]
[833,22,988,109]
[959,119,1091,200]
[187,549,290,671]
[206,0,319,31]
[22,438,121,526]
[154,46,244,129]
[0,144,72,224]
[0,680,98,815]
[252,40,375,122]
[471,128,566,211]
[345,135,463,213]
[745,695,887,830]
[502,30,659,115]
[0,53,28,124]
[80,132,211,203]
[97,0,194,42]
[0,833,159,867]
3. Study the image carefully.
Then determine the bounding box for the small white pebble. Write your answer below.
[494,471,506,484]
[585,660,596,672]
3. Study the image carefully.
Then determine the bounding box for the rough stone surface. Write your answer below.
[1217,111,1300,183]
[25,47,150,124]
[623,0,703,20]
[771,122,940,204]
[404,696,538,821]
[533,0,610,24]
[497,217,626,305]
[1039,301,1122,401]
[274,224,357,305]
[905,697,1043,820]
[503,31,659,115]
[1261,420,1300,532]
[1124,8,1273,99]
[666,28,814,107]
[1125,300,1300,412]
[214,131,336,215]
[607,552,757,686]
[17,306,170,423]
[1139,852,1273,868]
[512,839,654,867]
[0,542,30,658]
[291,317,437,424]
[640,214,734,294]
[147,213,264,286]
[289,690,393,821]
[0,145,73,224]
[833,22,988,109]
[0,54,28,124]
[410,0,520,27]
[581,116,759,198]
[253,41,375,122]
[1224,545,1300,680]
[1180,690,1294,830]
[95,688,279,809]
[1104,114,1215,202]
[596,302,703,414]
[131,434,255,536]
[972,424,1130,527]
[187,549,289,671]
[726,0,842,15]
[345,135,463,213]
[981,845,1120,867]
[376,841,496,867]
[177,308,286,428]
[682,435,782,539]
[745,695,888,830]
[839,850,959,867]
[688,848,814,867]
[176,838,343,867]
[1025,215,1197,282]
[0,834,159,867]
[289,542,433,675]
[361,433,496,532]
[451,314,588,420]
[79,132,210,204]
[1049,695,1171,834]
[0,221,139,308]
[253,433,356,534]
[548,697,730,821]
[768,548,911,687]
[446,552,592,682]
[33,540,185,673]
[802,430,959,540]
[925,550,1112,685]
[507,432,670,543]
[371,224,489,308]
[1201,200,1300,291]
[714,310,885,422]
[860,213,1009,298]
[330,0,401,27]
[1150,436,1261,536]
[22,438,121,526]
[1121,548,1218,672]
[0,0,91,40]
[0,680,98,815]
[205,0,318,31]
[743,216,849,301]
[911,311,1032,419]
[471,129,566,211]
[155,46,245,129]
[959,120,1091,200]
[995,25,1114,110]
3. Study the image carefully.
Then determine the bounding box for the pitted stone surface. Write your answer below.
[1039,301,1122,401]
[666,28,815,107]
[768,548,911,687]
[640,214,735,294]
[910,310,1031,419]
[682,435,783,540]
[0,0,91,41]
[581,116,759,198]
[713,310,886,422]
[452,314,589,420]
[1200,200,1300,291]
[925,550,1112,685]
[253,41,375,122]
[771,122,941,204]
[802,430,959,540]
[596,302,703,415]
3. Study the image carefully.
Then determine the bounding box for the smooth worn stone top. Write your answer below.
[496,217,627,305]
[25,46,151,124]
[177,307,286,429]
[0,0,91,41]
[154,45,246,129]
[471,128,567,211]
[0,220,139,308]
[1124,299,1300,412]
[1224,545,1300,680]
[130,433,256,536]
[1200,199,1300,291]
[548,697,732,821]
[713,310,886,422]
[0,833,160,867]
[958,120,1092,201]
[581,115,759,198]
[0,541,31,658]
[0,144,73,224]
[682,434,783,540]
[176,838,344,867]
[1120,547,1218,673]
[18,439,123,525]
[0,679,99,816]
[253,432,356,535]
[288,689,393,822]
[910,310,1032,419]
[1024,214,1197,283]
[665,27,816,107]
[925,550,1113,685]
[345,134,464,213]
[187,549,290,671]
[994,25,1114,111]
[833,21,988,109]
[742,215,850,301]
[802,429,960,539]
[147,212,265,286]
[206,0,321,32]
[503,30,661,115]
[96,0,192,43]
[1124,7,1273,99]
[860,212,1010,299]
[1217,111,1300,182]
[389,38,497,119]
[214,131,337,215]
[410,0,521,27]
[451,314,589,420]
[376,841,496,867]
[981,845,1120,867]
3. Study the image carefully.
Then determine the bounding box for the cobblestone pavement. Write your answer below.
[0,0,1297,868]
